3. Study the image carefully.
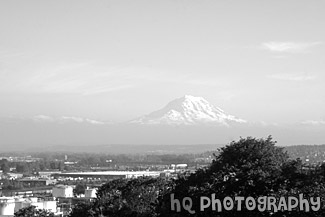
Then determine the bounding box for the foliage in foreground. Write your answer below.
[69,136,325,217]
[69,176,168,217]
[14,205,54,217]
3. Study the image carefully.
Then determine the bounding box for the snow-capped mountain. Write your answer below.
[130,95,246,126]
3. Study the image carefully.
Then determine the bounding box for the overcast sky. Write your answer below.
[1,0,324,125]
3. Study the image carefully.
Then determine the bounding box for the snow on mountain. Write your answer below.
[130,95,246,126]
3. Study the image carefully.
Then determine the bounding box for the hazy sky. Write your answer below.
[1,0,325,124]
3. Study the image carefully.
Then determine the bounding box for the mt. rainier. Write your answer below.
[131,95,246,126]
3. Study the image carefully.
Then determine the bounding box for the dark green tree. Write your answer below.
[16,163,28,173]
[14,206,54,217]
[157,136,321,217]
[69,177,168,217]
[0,159,10,173]
[74,183,86,195]
[68,202,95,217]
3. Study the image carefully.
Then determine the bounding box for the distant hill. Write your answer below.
[2,144,223,155]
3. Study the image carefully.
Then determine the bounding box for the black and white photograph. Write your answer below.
[0,1,325,216]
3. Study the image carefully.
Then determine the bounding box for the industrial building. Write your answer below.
[18,178,57,187]
[57,171,161,180]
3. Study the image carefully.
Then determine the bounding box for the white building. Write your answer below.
[171,164,188,169]
[0,197,15,216]
[52,185,74,198]
[85,188,97,198]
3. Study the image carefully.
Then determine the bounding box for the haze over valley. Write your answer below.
[1,95,324,151]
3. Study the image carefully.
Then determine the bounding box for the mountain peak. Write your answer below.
[130,95,246,126]
[183,94,201,99]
